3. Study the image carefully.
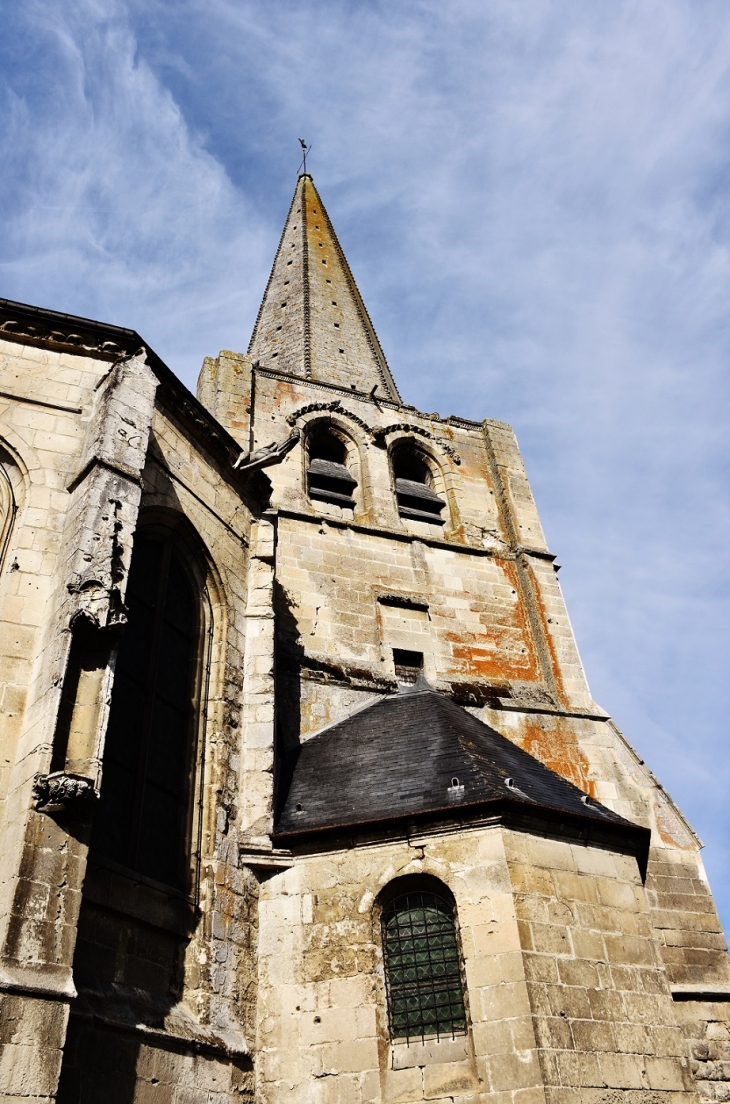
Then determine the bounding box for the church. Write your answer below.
[0,173,728,1104]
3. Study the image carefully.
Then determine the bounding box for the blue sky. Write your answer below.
[1,0,729,924]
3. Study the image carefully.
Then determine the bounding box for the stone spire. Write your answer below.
[248,175,401,401]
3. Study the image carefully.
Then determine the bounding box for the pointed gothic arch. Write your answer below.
[91,514,214,894]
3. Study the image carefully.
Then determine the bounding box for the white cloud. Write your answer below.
[0,0,269,366]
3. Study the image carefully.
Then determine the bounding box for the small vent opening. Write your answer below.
[393,648,423,684]
[447,776,465,798]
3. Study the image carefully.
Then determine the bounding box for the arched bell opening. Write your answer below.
[390,440,446,524]
[306,424,358,509]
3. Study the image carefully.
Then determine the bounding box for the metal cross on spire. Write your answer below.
[298,138,311,175]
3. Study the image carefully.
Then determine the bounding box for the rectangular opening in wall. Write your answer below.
[392,649,423,684]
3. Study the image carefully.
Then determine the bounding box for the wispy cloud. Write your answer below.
[2,0,729,919]
[0,0,270,365]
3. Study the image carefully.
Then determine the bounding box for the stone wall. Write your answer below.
[503,829,693,1104]
[0,334,260,1101]
[255,824,700,1104]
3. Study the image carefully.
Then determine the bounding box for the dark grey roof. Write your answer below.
[275,685,649,869]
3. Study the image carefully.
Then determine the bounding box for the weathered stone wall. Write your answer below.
[0,334,260,1102]
[503,829,693,1104]
[645,851,730,990]
[674,1000,730,1104]
[255,825,699,1104]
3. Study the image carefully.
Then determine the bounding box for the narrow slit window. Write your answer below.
[381,890,467,1043]
[392,447,445,524]
[307,429,356,508]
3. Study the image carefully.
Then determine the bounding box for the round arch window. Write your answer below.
[381,887,467,1042]
[391,444,445,523]
[307,427,357,508]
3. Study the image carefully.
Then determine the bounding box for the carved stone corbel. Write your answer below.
[33,772,98,817]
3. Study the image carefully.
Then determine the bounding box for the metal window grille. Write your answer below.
[381,891,467,1043]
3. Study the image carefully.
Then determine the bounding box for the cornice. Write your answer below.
[0,297,270,508]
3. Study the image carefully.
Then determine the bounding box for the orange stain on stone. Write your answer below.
[513,716,596,797]
[445,562,541,683]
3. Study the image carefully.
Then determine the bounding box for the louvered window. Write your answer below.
[392,448,445,523]
[307,430,356,508]
[381,890,467,1043]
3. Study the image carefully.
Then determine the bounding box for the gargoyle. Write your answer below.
[234,428,301,474]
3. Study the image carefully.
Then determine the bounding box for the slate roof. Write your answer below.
[275,684,649,869]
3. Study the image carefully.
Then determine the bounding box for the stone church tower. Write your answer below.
[0,173,728,1104]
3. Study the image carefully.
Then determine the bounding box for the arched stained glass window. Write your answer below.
[381,889,467,1043]
[92,532,201,892]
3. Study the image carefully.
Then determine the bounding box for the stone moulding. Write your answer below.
[33,771,98,817]
[0,962,77,1001]
[73,982,250,1058]
[372,422,461,464]
[0,316,124,359]
[286,399,375,439]
[274,795,651,879]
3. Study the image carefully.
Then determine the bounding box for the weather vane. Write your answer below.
[298,138,312,175]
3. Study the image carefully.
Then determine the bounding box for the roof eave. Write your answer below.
[273,796,651,879]
[0,296,272,509]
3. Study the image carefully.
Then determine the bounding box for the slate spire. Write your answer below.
[248,174,401,401]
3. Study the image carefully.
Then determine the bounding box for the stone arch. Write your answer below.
[0,457,17,575]
[300,413,369,518]
[0,435,30,572]
[387,434,458,531]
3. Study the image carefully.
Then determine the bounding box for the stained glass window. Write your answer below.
[92,533,200,892]
[381,890,467,1043]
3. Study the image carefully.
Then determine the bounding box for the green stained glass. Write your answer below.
[381,891,467,1043]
